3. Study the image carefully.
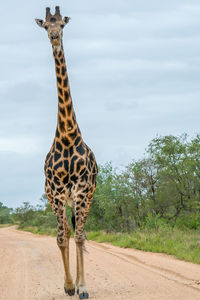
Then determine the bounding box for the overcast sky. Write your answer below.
[1,1,200,208]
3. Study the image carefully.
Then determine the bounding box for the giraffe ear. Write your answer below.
[35,19,44,28]
[63,17,71,25]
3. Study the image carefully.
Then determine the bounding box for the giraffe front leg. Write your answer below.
[75,239,88,299]
[56,198,75,296]
[74,200,88,299]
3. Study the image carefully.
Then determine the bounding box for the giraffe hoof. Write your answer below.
[64,287,75,296]
[79,292,89,299]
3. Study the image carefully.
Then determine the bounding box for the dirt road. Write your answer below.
[0,227,200,300]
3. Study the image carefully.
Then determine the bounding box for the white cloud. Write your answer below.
[0,137,41,154]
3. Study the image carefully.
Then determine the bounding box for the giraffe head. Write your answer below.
[35,7,70,47]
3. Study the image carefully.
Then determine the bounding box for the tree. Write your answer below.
[0,202,13,224]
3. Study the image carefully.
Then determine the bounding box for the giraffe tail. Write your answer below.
[71,210,76,231]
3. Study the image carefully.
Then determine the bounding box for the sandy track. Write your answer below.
[0,227,200,300]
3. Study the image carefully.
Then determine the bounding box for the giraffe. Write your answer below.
[35,7,98,299]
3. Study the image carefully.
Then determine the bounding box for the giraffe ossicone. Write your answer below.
[35,6,98,300]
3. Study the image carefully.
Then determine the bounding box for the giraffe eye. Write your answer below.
[44,26,48,30]
[61,25,65,29]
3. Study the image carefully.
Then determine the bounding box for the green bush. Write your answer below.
[142,214,169,230]
[175,213,200,230]
[0,202,13,224]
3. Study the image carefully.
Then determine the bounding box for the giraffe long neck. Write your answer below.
[53,44,81,145]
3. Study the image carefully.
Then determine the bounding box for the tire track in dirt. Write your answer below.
[89,242,200,292]
[92,244,200,291]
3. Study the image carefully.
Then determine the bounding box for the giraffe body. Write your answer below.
[36,7,97,299]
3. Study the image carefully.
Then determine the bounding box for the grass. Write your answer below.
[0,224,13,228]
[16,224,200,264]
[87,227,200,264]
[18,225,57,236]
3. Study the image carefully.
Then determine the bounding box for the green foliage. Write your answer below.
[174,213,200,230]
[142,214,169,230]
[0,202,13,224]
[86,134,200,232]
[12,196,57,232]
[13,202,35,224]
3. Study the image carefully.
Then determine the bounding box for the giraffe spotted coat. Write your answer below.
[35,6,97,299]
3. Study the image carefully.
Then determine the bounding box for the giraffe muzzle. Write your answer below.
[50,33,61,46]
[50,33,59,40]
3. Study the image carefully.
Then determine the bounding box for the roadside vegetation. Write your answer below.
[1,134,200,263]
[0,202,13,225]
